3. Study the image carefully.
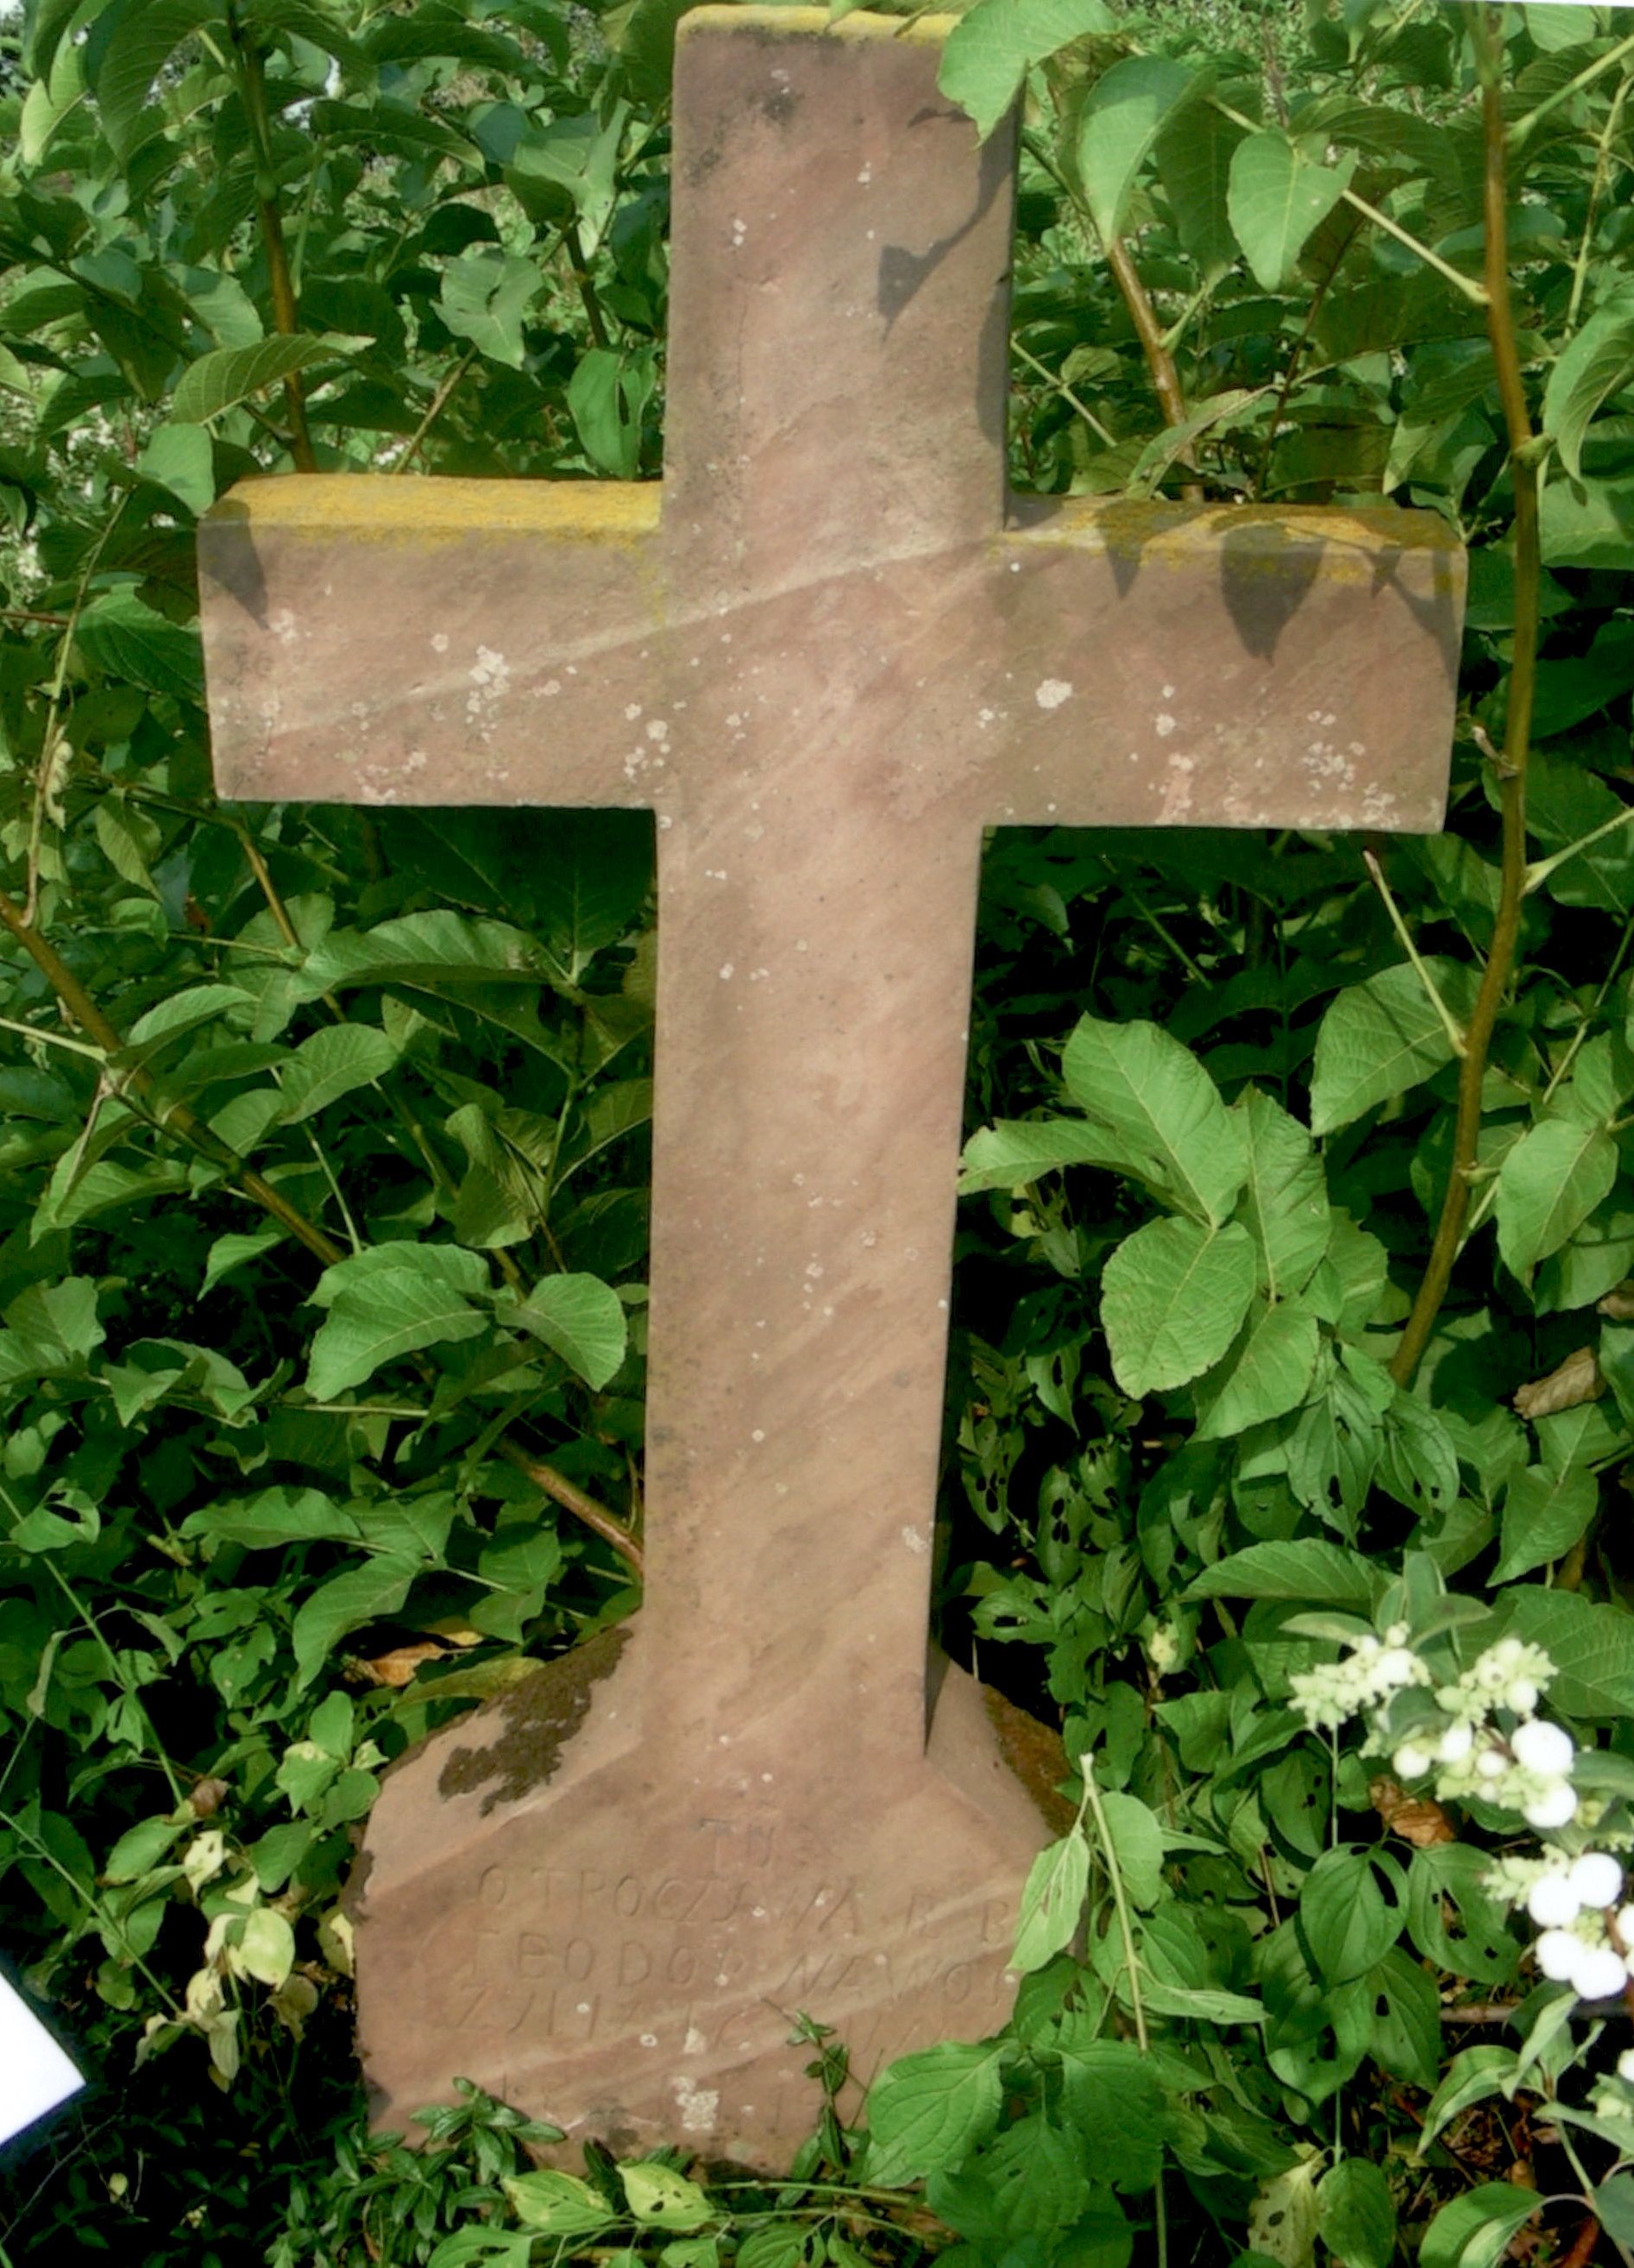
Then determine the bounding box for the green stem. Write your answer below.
[1508,28,1634,149]
[1361,851,1467,1058]
[228,6,317,472]
[1081,1757,1165,2268]
[1390,5,1539,1391]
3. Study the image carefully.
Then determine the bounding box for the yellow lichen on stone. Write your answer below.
[204,476,661,549]
[682,6,960,46]
[1003,495,1465,587]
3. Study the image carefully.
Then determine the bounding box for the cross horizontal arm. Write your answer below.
[199,479,669,808]
[969,497,1465,833]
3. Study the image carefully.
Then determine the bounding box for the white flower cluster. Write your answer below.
[1289,1625,1430,1730]
[1292,1630,1574,1830]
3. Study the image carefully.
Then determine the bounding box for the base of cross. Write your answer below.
[351,1621,1065,2167]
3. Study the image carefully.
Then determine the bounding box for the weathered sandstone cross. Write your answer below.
[199,6,1463,2169]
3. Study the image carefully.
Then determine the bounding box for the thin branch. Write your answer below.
[1390,7,1539,1390]
[1362,850,1467,1057]
[496,1442,644,1580]
[229,6,317,471]
[1012,335,1116,448]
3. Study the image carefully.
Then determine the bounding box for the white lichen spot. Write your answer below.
[625,701,643,721]
[731,217,747,248]
[640,2032,658,2048]
[430,631,449,655]
[542,677,561,697]
[751,1429,765,1443]
[1155,713,1178,738]
[1162,683,1176,700]
[645,719,669,744]
[977,707,996,727]
[683,2026,707,2057]
[1035,679,1072,711]
[576,2002,591,2014]
[269,606,299,647]
[858,164,872,185]
[902,1525,927,1556]
[720,964,734,980]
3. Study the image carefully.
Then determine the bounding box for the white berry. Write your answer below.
[1523,1781,1579,1831]
[1569,1852,1624,1910]
[1511,1719,1574,1776]
[1537,1927,1582,1982]
[1528,1872,1582,1928]
[1571,1944,1631,2001]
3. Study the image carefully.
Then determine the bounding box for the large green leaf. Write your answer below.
[1309,960,1480,1135]
[291,1557,418,1687]
[1012,1829,1090,1971]
[939,0,1116,141]
[279,1024,398,1123]
[1299,1848,1400,1983]
[509,1275,626,1391]
[438,255,540,371]
[1317,2159,1397,2268]
[305,1243,492,1400]
[958,1117,1133,1195]
[295,913,546,1001]
[864,2042,1006,2185]
[501,2171,616,2236]
[1193,1298,1321,1440]
[1228,130,1354,293]
[1493,1463,1598,1584]
[1155,101,1245,280]
[1076,58,1202,242]
[1494,1117,1618,1280]
[1420,2187,1540,2268]
[1234,1088,1329,1298]
[171,337,326,424]
[1062,1016,1245,1224]
[89,0,223,156]
[1101,1218,1255,1397]
[74,587,203,701]
[1049,2025,1165,2193]
[1185,1538,1376,1609]
[1543,291,1634,481]
[1500,1586,1634,1718]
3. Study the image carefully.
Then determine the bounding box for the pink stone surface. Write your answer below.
[198,5,1466,2171]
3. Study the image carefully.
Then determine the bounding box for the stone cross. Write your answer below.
[199,5,1463,2170]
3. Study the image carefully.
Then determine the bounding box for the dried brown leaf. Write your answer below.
[1513,1344,1605,1421]
[1599,1281,1634,1322]
[356,1640,448,1689]
[1371,1775,1456,1846]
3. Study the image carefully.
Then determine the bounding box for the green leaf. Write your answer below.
[959,1118,1133,1195]
[305,1243,491,1400]
[1500,1586,1634,1718]
[1317,2160,1396,2268]
[279,1023,398,1123]
[1495,1118,1618,1281]
[1366,1945,1440,2089]
[296,913,544,1001]
[510,1275,627,1391]
[1418,2045,1519,2152]
[1299,1849,1400,1984]
[1493,1463,1599,1583]
[104,1816,185,1882]
[171,336,327,423]
[938,0,1116,141]
[1012,1828,1090,1971]
[1227,131,1354,294]
[502,2171,618,2237]
[1062,1016,1245,1225]
[75,587,203,701]
[536,811,653,984]
[1310,960,1480,1136]
[1185,1539,1375,1610]
[1100,1789,1163,1910]
[1049,2023,1165,2193]
[90,0,223,156]
[1234,1088,1330,1299]
[1076,58,1201,242]
[292,1557,418,1687]
[1544,292,1634,481]
[864,2042,1005,2185]
[568,347,655,480]
[184,1487,361,1549]
[438,255,540,371]
[1155,100,1246,281]
[620,2165,712,2232]
[234,1907,295,1988]
[1193,1299,1321,1440]
[1419,2186,1538,2268]
[1101,1218,1256,1398]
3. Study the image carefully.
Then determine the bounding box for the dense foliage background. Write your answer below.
[1,0,1633,2262]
